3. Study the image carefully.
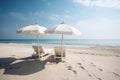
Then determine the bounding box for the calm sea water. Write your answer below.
[0,39,120,46]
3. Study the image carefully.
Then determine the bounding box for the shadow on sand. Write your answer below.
[4,55,55,75]
[0,57,16,69]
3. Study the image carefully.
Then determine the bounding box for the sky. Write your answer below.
[0,0,120,39]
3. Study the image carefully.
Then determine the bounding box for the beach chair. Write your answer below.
[32,46,49,58]
[54,46,65,62]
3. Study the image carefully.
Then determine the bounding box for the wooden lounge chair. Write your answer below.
[32,46,49,58]
[54,46,65,62]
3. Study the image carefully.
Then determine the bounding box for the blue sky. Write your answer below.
[0,0,120,39]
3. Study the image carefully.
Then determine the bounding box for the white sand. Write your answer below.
[0,43,120,80]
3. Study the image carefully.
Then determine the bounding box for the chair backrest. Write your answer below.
[32,46,44,53]
[54,46,65,57]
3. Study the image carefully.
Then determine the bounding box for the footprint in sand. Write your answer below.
[113,72,120,77]
[97,77,102,80]
[88,73,92,77]
[116,55,120,57]
[98,68,103,72]
[77,63,85,70]
[77,63,81,65]
[72,70,77,74]
[67,66,77,75]
[90,62,96,67]
[91,62,93,64]
[80,66,85,70]
[87,71,102,80]
[77,62,102,80]
[67,66,72,70]
[90,62,103,72]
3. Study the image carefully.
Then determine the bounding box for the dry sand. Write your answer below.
[0,43,120,80]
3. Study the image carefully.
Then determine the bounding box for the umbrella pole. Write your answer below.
[37,35,40,58]
[61,33,64,58]
[37,35,39,46]
[61,33,63,50]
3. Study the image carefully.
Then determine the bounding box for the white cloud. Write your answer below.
[74,18,120,39]
[73,0,120,8]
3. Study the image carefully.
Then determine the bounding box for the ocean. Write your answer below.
[0,39,120,46]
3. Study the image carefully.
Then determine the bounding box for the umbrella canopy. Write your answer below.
[17,24,47,54]
[46,22,82,50]
[17,24,47,35]
[47,23,81,35]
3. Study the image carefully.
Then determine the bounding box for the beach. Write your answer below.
[0,43,120,80]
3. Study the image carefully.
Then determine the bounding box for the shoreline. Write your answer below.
[0,43,92,48]
[1,42,120,48]
[0,39,120,46]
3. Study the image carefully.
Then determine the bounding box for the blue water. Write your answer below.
[0,39,120,46]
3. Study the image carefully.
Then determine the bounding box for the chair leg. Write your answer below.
[39,54,42,58]
[54,55,56,61]
[54,56,55,61]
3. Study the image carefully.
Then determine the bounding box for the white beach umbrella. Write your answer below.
[46,22,82,49]
[17,24,47,53]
